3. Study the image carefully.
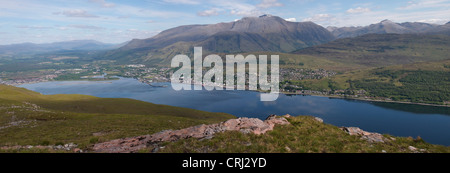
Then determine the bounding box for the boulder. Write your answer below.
[314,117,323,123]
[73,148,83,153]
[282,114,292,118]
[341,127,388,143]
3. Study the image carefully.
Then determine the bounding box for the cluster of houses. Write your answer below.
[280,68,337,81]
[0,74,57,86]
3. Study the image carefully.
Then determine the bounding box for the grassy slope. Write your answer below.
[0,85,234,150]
[294,34,450,68]
[331,59,450,88]
[239,52,364,72]
[283,60,450,105]
[161,116,450,153]
[281,34,450,105]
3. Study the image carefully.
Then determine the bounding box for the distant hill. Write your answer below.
[328,20,448,38]
[293,34,450,67]
[0,40,122,56]
[106,14,335,66]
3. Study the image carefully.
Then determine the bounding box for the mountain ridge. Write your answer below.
[108,15,335,66]
[293,33,450,67]
[328,20,448,38]
[0,40,123,56]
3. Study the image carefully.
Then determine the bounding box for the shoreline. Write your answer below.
[158,80,450,108]
[14,77,450,108]
[8,78,120,87]
[173,81,450,108]
[280,91,450,108]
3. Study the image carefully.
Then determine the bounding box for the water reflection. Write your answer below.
[370,102,450,115]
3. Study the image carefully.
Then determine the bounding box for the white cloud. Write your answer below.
[68,24,104,30]
[208,0,277,17]
[221,1,262,16]
[417,18,449,24]
[16,25,52,29]
[57,26,68,30]
[114,5,192,19]
[117,15,130,19]
[346,7,371,14]
[303,14,334,22]
[285,18,296,22]
[89,0,115,8]
[257,0,283,9]
[230,9,262,16]
[163,0,200,5]
[116,29,160,40]
[181,0,283,17]
[54,9,99,18]
[399,0,450,9]
[197,8,220,17]
[327,7,450,27]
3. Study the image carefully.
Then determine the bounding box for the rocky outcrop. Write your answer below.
[92,115,290,153]
[341,127,389,143]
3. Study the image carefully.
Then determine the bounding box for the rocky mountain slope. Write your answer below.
[105,14,335,66]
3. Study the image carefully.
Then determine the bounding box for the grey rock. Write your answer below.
[314,117,323,123]
[341,127,389,143]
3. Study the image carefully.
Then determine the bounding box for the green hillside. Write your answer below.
[336,60,450,104]
[277,34,450,105]
[0,85,234,151]
[285,60,450,105]
[294,34,450,68]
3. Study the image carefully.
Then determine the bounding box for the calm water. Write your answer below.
[19,77,450,146]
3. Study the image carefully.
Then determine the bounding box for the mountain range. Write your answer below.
[2,15,450,67]
[327,19,450,38]
[294,33,450,68]
[105,15,450,66]
[0,40,124,56]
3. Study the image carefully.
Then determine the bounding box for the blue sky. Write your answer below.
[0,0,449,44]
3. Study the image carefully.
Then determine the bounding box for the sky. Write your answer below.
[0,0,449,45]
